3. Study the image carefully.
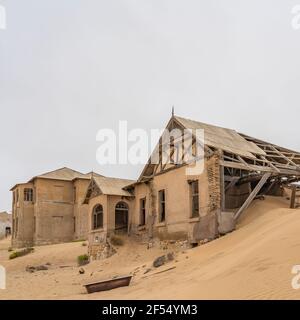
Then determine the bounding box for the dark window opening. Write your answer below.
[158,190,166,222]
[140,198,146,226]
[5,227,11,237]
[24,188,33,202]
[73,187,77,203]
[190,180,199,218]
[15,217,18,236]
[93,204,103,230]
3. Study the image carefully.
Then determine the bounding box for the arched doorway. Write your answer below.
[115,202,128,232]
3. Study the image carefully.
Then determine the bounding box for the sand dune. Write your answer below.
[1,196,300,300]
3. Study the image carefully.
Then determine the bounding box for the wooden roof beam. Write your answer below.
[270,146,300,170]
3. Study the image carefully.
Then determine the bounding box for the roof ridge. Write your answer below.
[37,166,84,177]
[174,115,234,132]
[95,175,134,181]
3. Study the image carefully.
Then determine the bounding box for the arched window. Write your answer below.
[93,204,103,230]
[116,202,128,210]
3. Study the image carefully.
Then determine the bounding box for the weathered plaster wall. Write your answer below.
[12,178,91,248]
[88,194,108,245]
[12,183,34,248]
[131,155,221,242]
[34,179,74,246]
[73,179,90,240]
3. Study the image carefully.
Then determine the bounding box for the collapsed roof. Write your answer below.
[137,115,300,183]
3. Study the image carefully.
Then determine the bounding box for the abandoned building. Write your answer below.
[86,115,300,257]
[123,115,300,244]
[83,175,134,257]
[11,115,300,251]
[0,211,12,239]
[10,167,105,248]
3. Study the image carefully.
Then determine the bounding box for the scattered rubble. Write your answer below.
[144,268,152,274]
[89,241,116,261]
[25,265,49,273]
[78,268,85,275]
[153,252,175,268]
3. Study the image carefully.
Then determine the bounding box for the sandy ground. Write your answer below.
[1,196,300,300]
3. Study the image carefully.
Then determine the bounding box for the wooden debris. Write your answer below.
[84,275,132,294]
[142,266,176,279]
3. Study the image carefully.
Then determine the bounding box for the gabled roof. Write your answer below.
[136,115,300,183]
[10,167,103,191]
[29,167,85,182]
[174,116,265,159]
[83,176,134,203]
[94,176,134,196]
[72,171,104,181]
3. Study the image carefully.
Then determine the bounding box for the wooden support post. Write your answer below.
[290,186,297,209]
[234,172,271,221]
[225,176,240,192]
[219,151,226,211]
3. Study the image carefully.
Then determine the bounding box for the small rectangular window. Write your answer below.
[73,187,77,203]
[190,180,199,218]
[158,190,166,222]
[24,188,33,202]
[16,189,19,202]
[140,198,146,226]
[15,217,18,236]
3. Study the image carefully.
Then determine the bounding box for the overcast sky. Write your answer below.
[1,0,300,211]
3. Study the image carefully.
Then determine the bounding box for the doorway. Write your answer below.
[115,202,128,232]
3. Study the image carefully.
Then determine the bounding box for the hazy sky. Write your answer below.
[1,0,300,211]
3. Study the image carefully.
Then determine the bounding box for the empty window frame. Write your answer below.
[190,180,199,218]
[73,187,77,203]
[93,204,103,230]
[24,188,33,202]
[158,190,166,222]
[140,198,146,226]
[15,217,18,236]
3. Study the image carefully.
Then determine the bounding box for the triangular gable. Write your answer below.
[83,178,103,204]
[137,115,205,182]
